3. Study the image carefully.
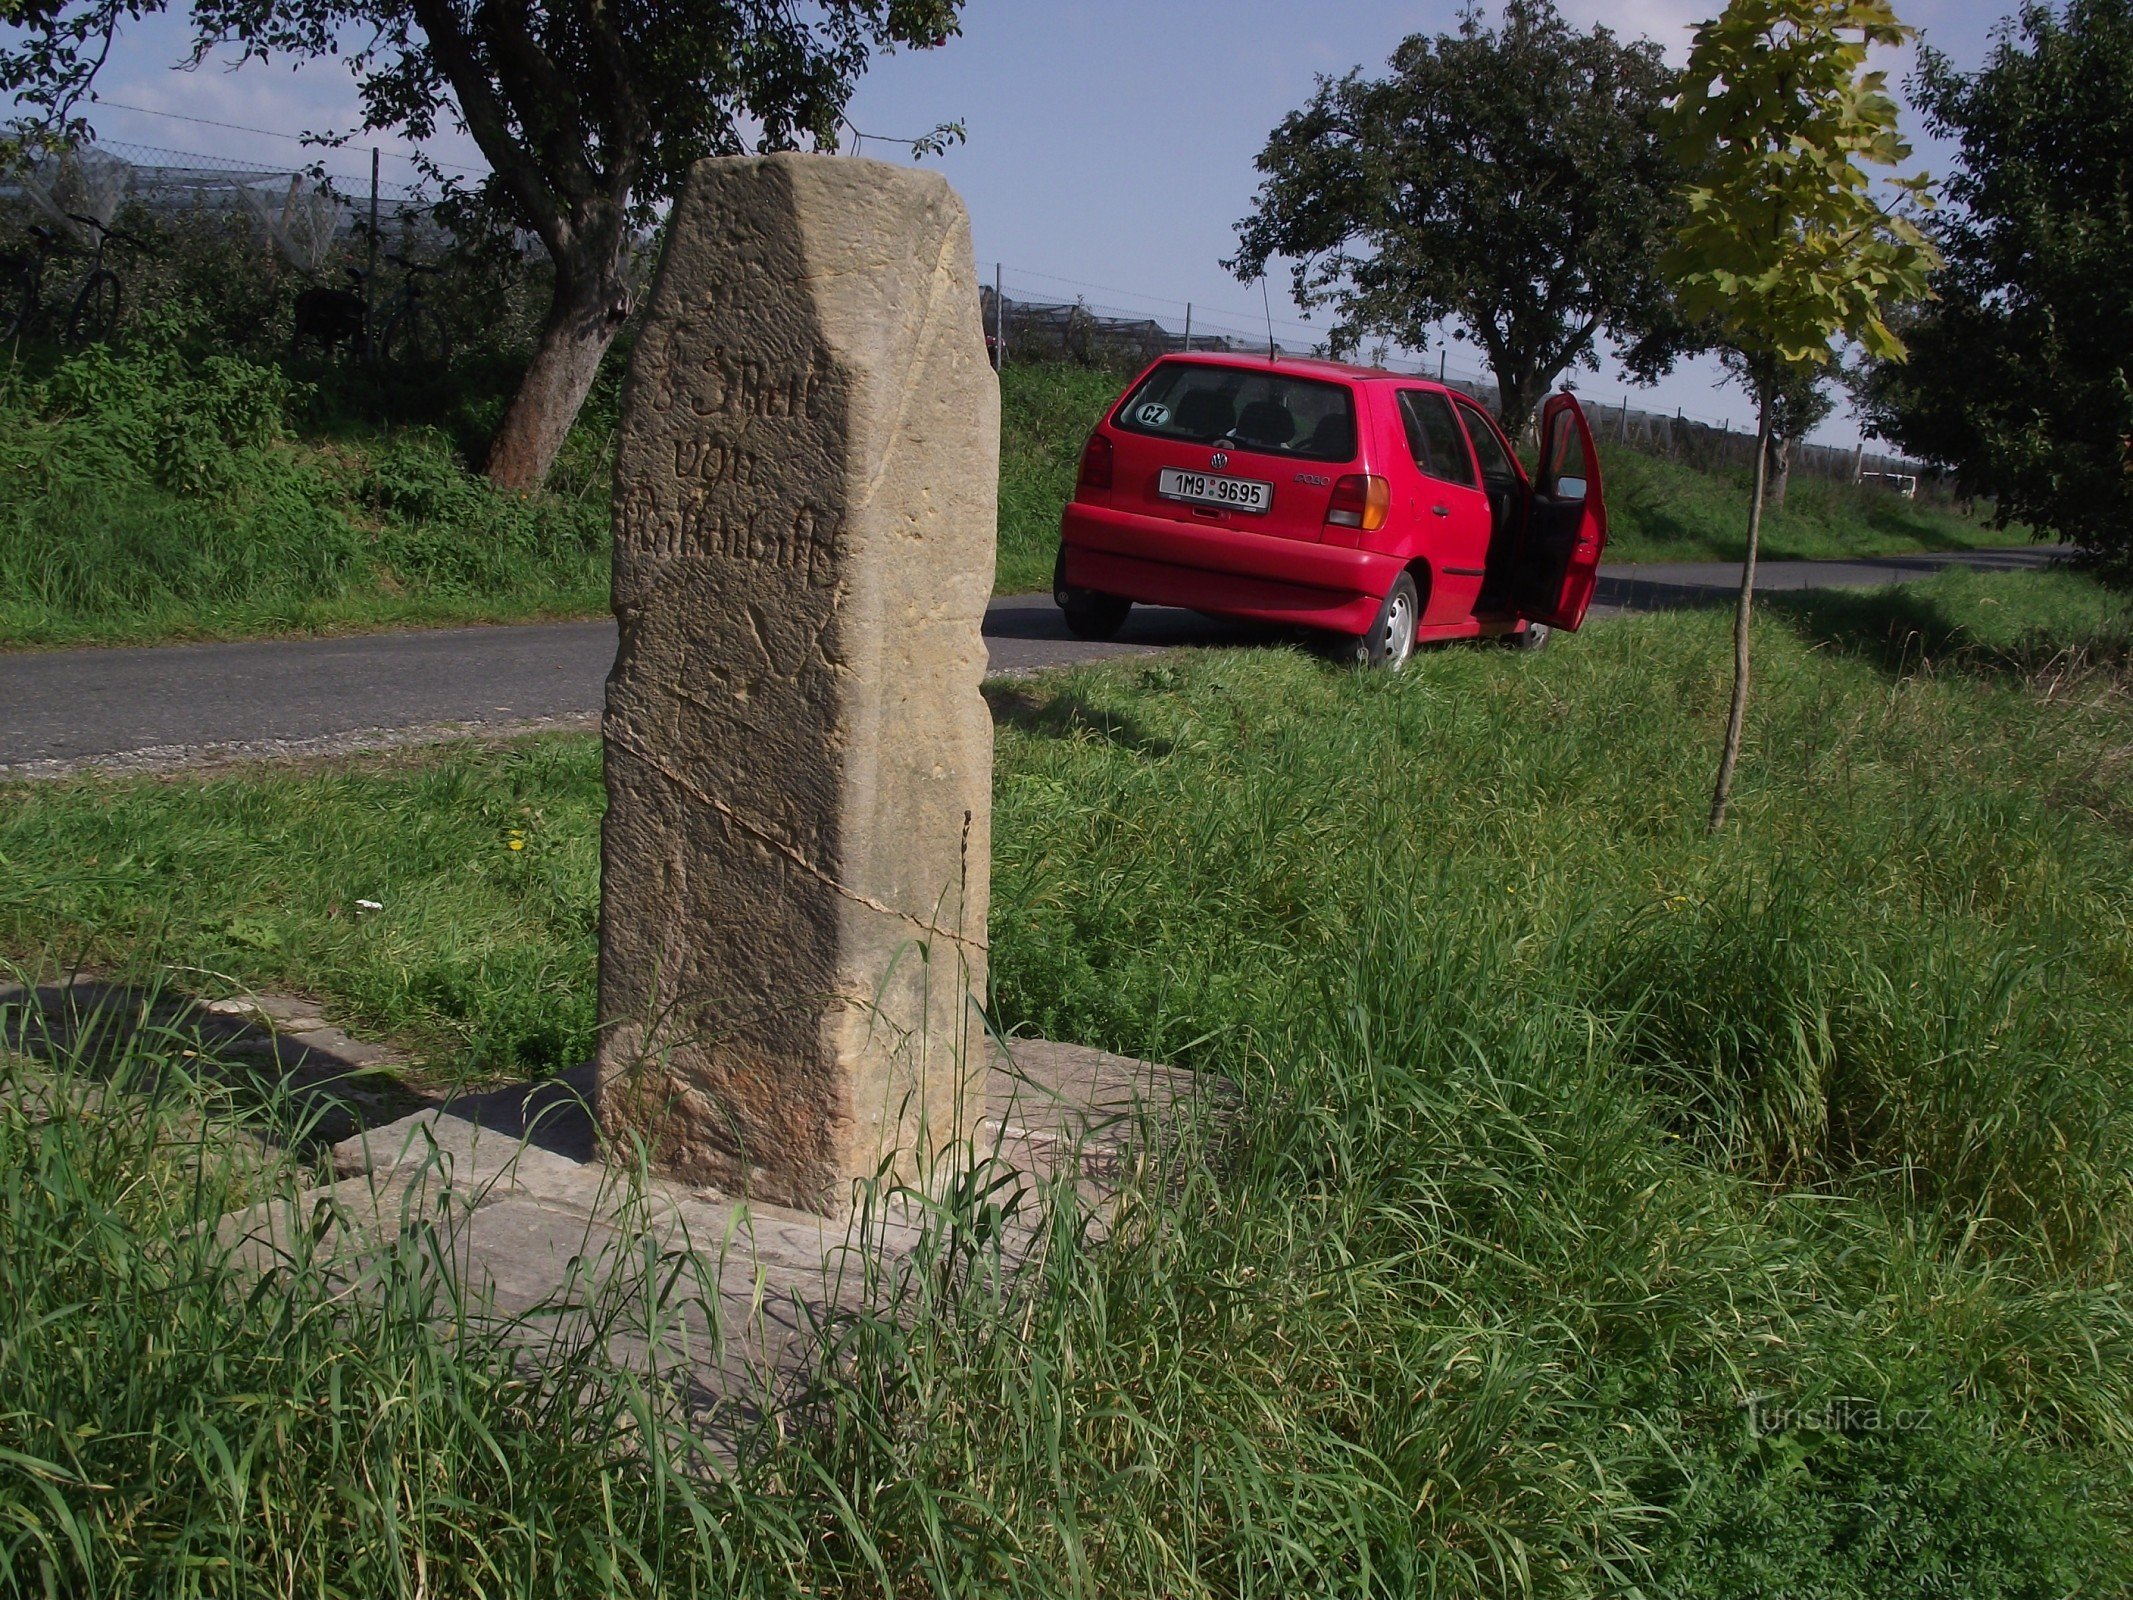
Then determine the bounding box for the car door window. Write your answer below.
[1456,399,1521,494]
[1396,389,1476,488]
[1538,402,1594,500]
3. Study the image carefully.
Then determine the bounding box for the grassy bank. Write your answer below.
[1600,442,2027,563]
[4,569,2130,1593]
[0,326,614,649]
[0,340,2032,650]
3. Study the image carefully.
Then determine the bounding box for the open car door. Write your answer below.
[1513,392,1609,631]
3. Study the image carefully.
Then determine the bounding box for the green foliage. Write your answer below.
[359,429,610,594]
[1660,0,1944,828]
[99,199,303,361]
[1230,0,1688,436]
[37,314,298,490]
[1660,1388,2128,1599]
[0,0,972,487]
[0,1001,827,1596]
[1854,0,2133,572]
[1599,434,2019,560]
[1662,0,1941,371]
[0,337,2034,647]
[0,329,611,647]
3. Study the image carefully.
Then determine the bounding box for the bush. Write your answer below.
[0,319,610,645]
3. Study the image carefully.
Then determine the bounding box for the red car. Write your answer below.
[1054,353,1609,666]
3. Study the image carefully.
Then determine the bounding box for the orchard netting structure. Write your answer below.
[0,140,442,278]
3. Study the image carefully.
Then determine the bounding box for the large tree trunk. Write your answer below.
[1709,386,1774,834]
[485,246,632,493]
[1493,368,1544,444]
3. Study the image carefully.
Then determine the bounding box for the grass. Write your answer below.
[0,341,2035,652]
[3,568,2131,1594]
[0,1000,835,1597]
[0,735,603,1078]
[1600,442,2033,564]
[0,324,615,650]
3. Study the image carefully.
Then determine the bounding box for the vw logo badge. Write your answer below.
[1210,451,1228,469]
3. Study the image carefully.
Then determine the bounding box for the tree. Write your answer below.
[1852,0,2133,572]
[1662,0,1939,832]
[1728,353,1835,511]
[0,0,967,491]
[1227,0,1689,440]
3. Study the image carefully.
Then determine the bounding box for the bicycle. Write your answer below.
[0,212,141,346]
[370,252,451,376]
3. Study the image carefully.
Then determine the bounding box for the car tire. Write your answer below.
[1337,571,1421,670]
[1053,546,1132,642]
[1505,621,1552,652]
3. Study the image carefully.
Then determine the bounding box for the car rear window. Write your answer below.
[1111,362,1358,462]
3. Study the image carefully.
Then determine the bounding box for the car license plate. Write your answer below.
[1158,468,1272,513]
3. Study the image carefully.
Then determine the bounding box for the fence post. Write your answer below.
[1618,394,1628,441]
[1437,348,1446,383]
[1183,301,1192,354]
[366,148,379,344]
[994,261,1005,370]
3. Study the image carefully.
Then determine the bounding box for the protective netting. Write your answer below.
[1,140,432,278]
[15,146,132,244]
[236,176,347,276]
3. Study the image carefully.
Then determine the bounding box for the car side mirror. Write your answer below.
[1554,475,1587,500]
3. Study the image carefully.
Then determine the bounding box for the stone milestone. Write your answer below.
[596,154,998,1214]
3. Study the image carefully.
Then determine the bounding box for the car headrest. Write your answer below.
[1235,400,1295,447]
[1302,414,1356,460]
[1173,389,1235,438]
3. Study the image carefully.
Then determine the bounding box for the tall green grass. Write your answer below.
[4,569,2132,1594]
[996,362,1127,594]
[1601,443,2033,563]
[0,319,611,649]
[0,976,821,1596]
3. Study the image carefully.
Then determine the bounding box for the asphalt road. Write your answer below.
[0,545,2067,777]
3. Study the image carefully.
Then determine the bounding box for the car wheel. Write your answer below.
[1053,546,1133,641]
[1505,621,1552,652]
[1339,571,1421,670]
[1062,592,1132,641]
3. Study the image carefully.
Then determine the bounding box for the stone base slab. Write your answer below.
[222,1039,1208,1441]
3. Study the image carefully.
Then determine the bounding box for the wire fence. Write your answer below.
[0,138,444,275]
[980,264,1929,491]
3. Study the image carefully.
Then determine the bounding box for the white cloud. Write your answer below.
[1554,0,1706,62]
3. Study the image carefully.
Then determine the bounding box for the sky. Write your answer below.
[62,0,2015,448]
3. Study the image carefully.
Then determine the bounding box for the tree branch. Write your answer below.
[404,0,565,247]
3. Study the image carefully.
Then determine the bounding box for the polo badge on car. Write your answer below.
[1210,451,1228,469]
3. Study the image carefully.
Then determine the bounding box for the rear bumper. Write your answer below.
[1059,502,1396,635]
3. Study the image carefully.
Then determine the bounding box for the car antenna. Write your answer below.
[1261,275,1277,363]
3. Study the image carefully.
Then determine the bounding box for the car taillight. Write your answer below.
[1326,474,1390,532]
[1077,432,1114,492]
